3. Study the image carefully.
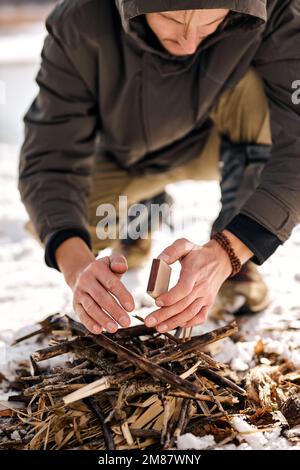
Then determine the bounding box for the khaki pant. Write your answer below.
[88,69,271,257]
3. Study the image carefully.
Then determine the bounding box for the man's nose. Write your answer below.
[179,30,199,54]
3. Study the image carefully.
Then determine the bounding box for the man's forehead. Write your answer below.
[160,10,193,22]
[159,9,228,22]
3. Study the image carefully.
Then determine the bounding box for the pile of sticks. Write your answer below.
[0,314,299,450]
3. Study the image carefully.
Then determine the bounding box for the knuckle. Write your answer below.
[90,259,103,274]
[184,279,193,291]
[200,279,209,292]
[182,309,195,322]
[162,247,172,258]
[161,294,173,306]
[167,315,181,328]
[168,320,180,330]
[101,296,116,313]
[186,308,196,320]
[157,308,172,322]
[186,260,197,272]
[82,295,94,312]
[194,298,203,310]
[106,277,116,290]
[111,284,121,297]
[79,272,91,289]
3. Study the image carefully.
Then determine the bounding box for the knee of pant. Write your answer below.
[215,69,272,145]
[234,70,271,143]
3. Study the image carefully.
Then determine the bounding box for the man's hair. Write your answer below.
[181,10,257,39]
[182,10,261,36]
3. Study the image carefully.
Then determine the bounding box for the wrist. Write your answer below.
[56,237,95,289]
[222,229,254,265]
[205,239,232,279]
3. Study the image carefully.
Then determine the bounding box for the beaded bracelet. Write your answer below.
[211,232,242,278]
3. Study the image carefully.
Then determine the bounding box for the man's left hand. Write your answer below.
[144,237,233,332]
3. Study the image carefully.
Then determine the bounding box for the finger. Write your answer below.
[109,253,128,275]
[156,267,196,307]
[181,306,209,328]
[158,238,195,265]
[81,294,119,333]
[155,298,204,333]
[83,276,131,328]
[75,303,103,335]
[92,258,135,312]
[145,289,199,328]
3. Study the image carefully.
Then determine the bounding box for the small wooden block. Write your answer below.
[147,259,171,299]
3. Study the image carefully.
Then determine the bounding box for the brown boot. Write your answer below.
[214,261,270,316]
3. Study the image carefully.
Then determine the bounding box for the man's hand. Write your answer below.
[56,237,135,334]
[144,235,251,332]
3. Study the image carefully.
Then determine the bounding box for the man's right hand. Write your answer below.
[55,237,135,334]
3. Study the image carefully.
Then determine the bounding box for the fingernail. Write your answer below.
[159,254,170,262]
[125,302,133,312]
[93,325,102,334]
[107,322,118,333]
[156,299,164,307]
[111,261,126,267]
[146,317,157,327]
[157,324,168,333]
[120,316,130,327]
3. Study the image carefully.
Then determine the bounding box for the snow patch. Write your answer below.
[177,433,215,450]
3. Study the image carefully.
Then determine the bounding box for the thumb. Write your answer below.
[109,253,128,277]
[158,238,195,265]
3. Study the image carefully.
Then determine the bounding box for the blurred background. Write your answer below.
[0,0,75,333]
[0,0,56,143]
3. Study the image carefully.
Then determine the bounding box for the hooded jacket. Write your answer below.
[19,0,300,268]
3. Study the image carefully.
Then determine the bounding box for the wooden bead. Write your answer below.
[212,232,242,277]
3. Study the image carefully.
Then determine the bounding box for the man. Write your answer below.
[19,0,300,334]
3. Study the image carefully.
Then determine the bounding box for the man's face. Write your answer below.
[146,9,229,56]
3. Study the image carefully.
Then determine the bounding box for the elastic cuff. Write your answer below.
[225,214,282,265]
[45,228,92,271]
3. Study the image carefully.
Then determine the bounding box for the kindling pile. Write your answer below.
[0,314,299,449]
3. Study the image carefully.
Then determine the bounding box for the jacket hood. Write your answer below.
[115,0,267,31]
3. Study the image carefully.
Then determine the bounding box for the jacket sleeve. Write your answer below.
[236,2,300,244]
[18,6,99,266]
